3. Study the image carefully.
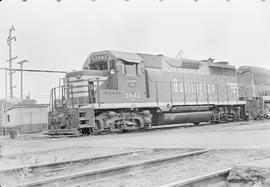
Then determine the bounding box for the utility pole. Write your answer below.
[7,25,17,98]
[17,60,28,100]
[5,68,7,100]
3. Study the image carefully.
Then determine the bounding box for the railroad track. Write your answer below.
[10,149,209,187]
[158,168,231,187]
[0,149,143,174]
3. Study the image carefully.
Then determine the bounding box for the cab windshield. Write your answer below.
[89,59,115,71]
[89,61,108,70]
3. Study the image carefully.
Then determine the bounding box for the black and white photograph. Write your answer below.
[0,0,270,186]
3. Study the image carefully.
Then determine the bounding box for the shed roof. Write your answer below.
[6,104,48,111]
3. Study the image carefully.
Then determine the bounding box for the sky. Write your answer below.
[0,0,270,103]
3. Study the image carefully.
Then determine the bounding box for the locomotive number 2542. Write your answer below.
[125,92,141,99]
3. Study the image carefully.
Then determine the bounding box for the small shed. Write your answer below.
[6,104,48,134]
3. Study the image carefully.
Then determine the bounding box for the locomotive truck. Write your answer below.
[48,50,249,135]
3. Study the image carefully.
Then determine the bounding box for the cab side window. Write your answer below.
[122,61,140,76]
[109,59,115,70]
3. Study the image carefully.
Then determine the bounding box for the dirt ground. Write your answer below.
[1,120,270,187]
[1,120,270,153]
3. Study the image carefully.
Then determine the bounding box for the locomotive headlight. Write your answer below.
[76,74,81,79]
[110,69,115,74]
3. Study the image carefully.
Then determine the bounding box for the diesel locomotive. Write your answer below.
[47,50,268,135]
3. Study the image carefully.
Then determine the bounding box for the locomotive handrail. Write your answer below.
[48,75,241,112]
[49,84,75,111]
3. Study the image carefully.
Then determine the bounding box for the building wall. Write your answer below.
[6,106,48,134]
[0,99,21,135]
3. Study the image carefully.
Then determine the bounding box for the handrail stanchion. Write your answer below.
[195,83,198,104]
[169,82,173,105]
[226,84,229,103]
[155,81,159,105]
[71,85,74,109]
[183,82,186,104]
[88,80,91,104]
[61,86,64,106]
[216,84,220,104]
[206,83,209,104]
[53,88,57,109]
[96,78,100,107]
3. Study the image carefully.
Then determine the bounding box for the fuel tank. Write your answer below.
[169,105,213,113]
[152,111,213,125]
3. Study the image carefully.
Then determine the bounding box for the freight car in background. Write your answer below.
[47,50,248,135]
[237,66,270,119]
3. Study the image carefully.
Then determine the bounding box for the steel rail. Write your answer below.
[158,168,231,187]
[17,149,210,187]
[1,149,143,174]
